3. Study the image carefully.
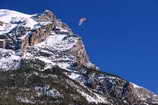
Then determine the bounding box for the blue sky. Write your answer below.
[1,0,158,93]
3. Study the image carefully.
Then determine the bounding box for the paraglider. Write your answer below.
[78,17,87,26]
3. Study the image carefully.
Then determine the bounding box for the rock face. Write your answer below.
[0,10,55,50]
[0,9,157,105]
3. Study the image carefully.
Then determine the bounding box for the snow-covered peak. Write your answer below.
[0,9,90,71]
[0,9,37,35]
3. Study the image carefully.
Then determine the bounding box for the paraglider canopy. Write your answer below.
[78,17,87,26]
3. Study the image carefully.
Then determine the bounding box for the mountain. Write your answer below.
[0,9,157,105]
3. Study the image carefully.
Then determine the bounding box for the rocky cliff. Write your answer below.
[0,9,157,105]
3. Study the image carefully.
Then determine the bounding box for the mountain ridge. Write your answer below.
[0,9,157,105]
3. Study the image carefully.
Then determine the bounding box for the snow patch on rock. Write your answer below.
[35,85,63,98]
[0,49,21,71]
[35,33,78,51]
[131,82,142,89]
[0,9,37,35]
[68,72,81,80]
[16,96,35,104]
